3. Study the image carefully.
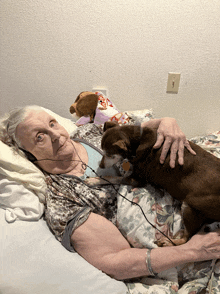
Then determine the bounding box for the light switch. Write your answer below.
[166,73,181,93]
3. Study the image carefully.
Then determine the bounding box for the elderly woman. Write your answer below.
[2,105,220,281]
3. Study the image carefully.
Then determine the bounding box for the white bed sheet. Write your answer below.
[0,206,128,294]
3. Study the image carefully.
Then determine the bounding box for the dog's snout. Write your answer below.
[69,105,76,114]
[99,157,106,168]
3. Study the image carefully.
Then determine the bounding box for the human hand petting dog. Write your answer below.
[142,117,196,168]
[154,117,196,168]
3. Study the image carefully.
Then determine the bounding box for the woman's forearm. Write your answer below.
[101,233,220,280]
[150,245,194,274]
[71,213,220,281]
[98,245,192,280]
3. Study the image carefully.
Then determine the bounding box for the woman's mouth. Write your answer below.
[57,141,67,152]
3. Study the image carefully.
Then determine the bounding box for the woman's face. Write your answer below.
[16,110,75,170]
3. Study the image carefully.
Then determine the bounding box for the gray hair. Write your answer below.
[0,105,43,152]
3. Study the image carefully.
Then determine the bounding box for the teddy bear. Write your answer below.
[69,91,130,126]
[69,91,98,123]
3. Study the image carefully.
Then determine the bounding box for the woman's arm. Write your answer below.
[71,213,220,280]
[141,117,196,168]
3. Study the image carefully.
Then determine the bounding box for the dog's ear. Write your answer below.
[103,121,119,132]
[113,140,128,151]
[135,128,157,159]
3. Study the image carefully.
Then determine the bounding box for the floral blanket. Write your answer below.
[116,131,220,294]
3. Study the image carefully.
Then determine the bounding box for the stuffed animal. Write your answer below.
[69,91,98,122]
[70,91,130,126]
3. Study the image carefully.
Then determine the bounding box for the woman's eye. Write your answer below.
[50,121,56,127]
[36,134,44,142]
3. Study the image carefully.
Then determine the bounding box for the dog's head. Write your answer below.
[100,121,131,168]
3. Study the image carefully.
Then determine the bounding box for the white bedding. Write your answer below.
[0,174,44,222]
[0,207,127,294]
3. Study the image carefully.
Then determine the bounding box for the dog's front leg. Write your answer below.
[121,175,140,187]
[156,202,207,247]
[181,201,207,240]
[84,176,123,187]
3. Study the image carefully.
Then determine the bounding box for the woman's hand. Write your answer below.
[152,118,196,168]
[184,229,220,261]
[151,228,220,274]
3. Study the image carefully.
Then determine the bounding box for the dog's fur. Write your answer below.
[69,92,98,122]
[99,121,220,246]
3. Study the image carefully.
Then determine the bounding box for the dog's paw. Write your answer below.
[121,177,140,187]
[204,222,220,232]
[155,236,188,247]
[154,238,174,247]
[84,176,123,187]
[84,177,102,187]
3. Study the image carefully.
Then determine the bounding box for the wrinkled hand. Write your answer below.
[185,229,220,261]
[153,118,196,168]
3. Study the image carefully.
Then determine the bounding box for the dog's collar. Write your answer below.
[121,159,133,176]
[122,159,131,172]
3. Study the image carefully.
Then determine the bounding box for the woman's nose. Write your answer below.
[50,130,61,142]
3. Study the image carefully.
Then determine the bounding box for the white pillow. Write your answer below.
[125,109,154,123]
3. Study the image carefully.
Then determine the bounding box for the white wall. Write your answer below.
[0,0,219,138]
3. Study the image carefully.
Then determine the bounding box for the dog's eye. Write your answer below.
[106,154,115,159]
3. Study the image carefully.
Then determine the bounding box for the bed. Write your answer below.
[1,98,220,294]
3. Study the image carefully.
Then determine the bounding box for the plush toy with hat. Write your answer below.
[70,91,130,126]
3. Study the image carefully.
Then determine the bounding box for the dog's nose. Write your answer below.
[99,157,105,168]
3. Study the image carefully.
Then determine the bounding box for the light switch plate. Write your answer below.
[92,87,108,97]
[166,73,181,93]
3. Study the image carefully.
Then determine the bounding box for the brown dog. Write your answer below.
[99,121,220,246]
[69,91,98,122]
